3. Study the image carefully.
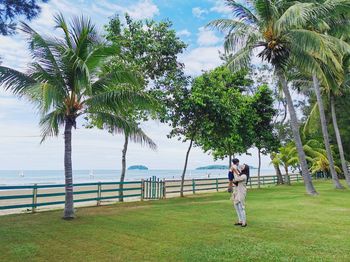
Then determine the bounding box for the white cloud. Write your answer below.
[180,46,223,76]
[177,29,191,37]
[197,27,220,46]
[192,7,208,18]
[210,0,231,14]
[96,0,159,20]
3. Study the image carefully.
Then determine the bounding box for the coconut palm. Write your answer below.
[0,14,155,219]
[95,114,157,201]
[322,14,350,186]
[271,143,295,185]
[287,139,342,176]
[208,0,350,194]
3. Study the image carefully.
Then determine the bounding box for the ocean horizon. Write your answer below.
[0,169,276,185]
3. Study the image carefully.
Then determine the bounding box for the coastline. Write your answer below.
[0,169,276,186]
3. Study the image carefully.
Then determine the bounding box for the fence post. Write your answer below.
[192,179,196,194]
[141,179,145,201]
[163,179,166,199]
[97,182,102,206]
[262,177,265,185]
[152,176,156,199]
[157,178,160,199]
[148,177,152,199]
[32,184,38,213]
[163,178,166,198]
[216,178,219,192]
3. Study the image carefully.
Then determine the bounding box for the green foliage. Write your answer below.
[0,13,154,141]
[163,66,254,159]
[0,0,48,35]
[92,14,188,144]
[275,139,341,175]
[105,14,187,87]
[250,85,279,154]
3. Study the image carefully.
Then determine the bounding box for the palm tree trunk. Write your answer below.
[257,148,261,188]
[119,134,129,202]
[330,95,350,187]
[270,154,284,184]
[284,166,291,185]
[180,138,193,197]
[63,118,74,219]
[277,70,317,195]
[312,75,344,189]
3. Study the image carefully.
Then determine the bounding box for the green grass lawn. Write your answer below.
[1,181,350,262]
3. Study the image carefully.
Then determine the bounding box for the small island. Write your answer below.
[196,165,228,170]
[128,165,149,170]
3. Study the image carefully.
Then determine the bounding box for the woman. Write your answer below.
[231,159,248,227]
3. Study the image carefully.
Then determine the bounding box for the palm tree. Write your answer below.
[271,143,296,185]
[97,115,157,201]
[208,0,350,194]
[0,14,154,219]
[325,22,350,186]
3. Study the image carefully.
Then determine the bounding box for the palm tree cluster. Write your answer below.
[0,14,157,219]
[209,0,350,194]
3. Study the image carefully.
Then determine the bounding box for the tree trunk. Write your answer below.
[229,155,232,169]
[119,134,129,202]
[330,95,350,187]
[277,70,317,195]
[284,166,291,185]
[270,154,284,185]
[257,148,261,188]
[312,75,344,189]
[63,118,75,219]
[180,139,193,197]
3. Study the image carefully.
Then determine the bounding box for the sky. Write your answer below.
[0,0,275,170]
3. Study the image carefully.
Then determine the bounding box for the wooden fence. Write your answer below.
[0,173,302,214]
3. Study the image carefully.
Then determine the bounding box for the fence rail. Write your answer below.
[0,173,302,213]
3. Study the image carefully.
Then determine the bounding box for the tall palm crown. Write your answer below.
[209,0,349,74]
[0,14,151,139]
[0,14,155,218]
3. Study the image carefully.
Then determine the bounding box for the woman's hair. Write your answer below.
[241,164,249,175]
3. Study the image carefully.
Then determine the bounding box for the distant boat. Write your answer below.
[19,171,24,177]
[89,170,94,178]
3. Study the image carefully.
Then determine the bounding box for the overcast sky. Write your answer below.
[0,0,276,170]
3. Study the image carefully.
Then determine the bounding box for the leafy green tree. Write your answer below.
[208,0,350,194]
[0,0,48,35]
[162,85,203,197]
[251,85,279,188]
[102,14,187,188]
[192,66,254,165]
[0,14,152,219]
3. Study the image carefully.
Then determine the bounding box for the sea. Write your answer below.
[0,169,276,186]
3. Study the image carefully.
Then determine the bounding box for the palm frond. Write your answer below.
[39,108,65,143]
[20,22,66,90]
[90,112,157,150]
[225,0,258,24]
[84,88,157,114]
[303,102,319,136]
[254,0,278,24]
[275,2,315,33]
[0,66,38,96]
